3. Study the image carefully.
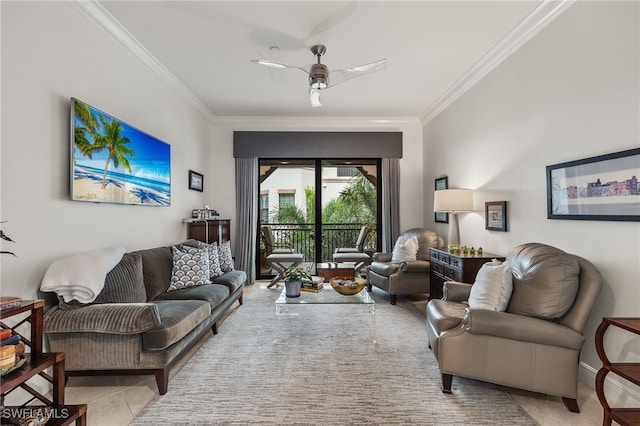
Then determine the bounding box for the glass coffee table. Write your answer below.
[274,285,375,344]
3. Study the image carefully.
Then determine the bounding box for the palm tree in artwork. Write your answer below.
[93,116,135,189]
[73,101,99,158]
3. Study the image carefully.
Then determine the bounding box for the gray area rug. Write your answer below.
[131,286,537,425]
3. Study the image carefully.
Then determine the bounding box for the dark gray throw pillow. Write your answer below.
[57,252,146,309]
[94,252,146,304]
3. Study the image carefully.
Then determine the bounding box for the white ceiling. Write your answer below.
[99,1,547,119]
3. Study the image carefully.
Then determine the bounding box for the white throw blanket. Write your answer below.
[40,246,126,304]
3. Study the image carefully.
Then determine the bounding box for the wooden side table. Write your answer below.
[428,247,505,300]
[595,317,640,426]
[1,300,87,425]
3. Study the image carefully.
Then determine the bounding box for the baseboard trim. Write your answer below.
[580,361,640,407]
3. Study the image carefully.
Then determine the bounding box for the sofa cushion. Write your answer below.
[143,300,211,350]
[93,252,147,304]
[168,246,209,291]
[44,303,161,334]
[506,243,580,319]
[153,283,229,311]
[212,270,247,293]
[132,246,173,302]
[468,260,512,312]
[218,241,235,272]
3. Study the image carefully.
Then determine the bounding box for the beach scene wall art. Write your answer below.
[71,98,171,206]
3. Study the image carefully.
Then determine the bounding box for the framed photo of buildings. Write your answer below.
[546,148,640,221]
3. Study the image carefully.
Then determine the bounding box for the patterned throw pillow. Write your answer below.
[217,240,234,272]
[169,246,209,291]
[197,241,224,278]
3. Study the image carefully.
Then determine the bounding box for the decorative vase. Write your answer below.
[285,280,302,298]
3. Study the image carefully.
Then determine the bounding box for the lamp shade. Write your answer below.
[433,189,473,213]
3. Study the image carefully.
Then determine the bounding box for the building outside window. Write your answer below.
[278,190,295,209]
[260,192,269,223]
[337,166,356,177]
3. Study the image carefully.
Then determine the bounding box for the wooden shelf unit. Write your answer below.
[183,218,230,245]
[0,300,87,425]
[595,317,640,426]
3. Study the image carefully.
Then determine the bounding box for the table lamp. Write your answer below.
[433,189,474,247]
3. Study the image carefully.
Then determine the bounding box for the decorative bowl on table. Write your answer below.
[330,276,366,295]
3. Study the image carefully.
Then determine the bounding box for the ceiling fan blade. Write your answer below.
[307,1,358,38]
[251,59,309,75]
[328,58,386,87]
[309,88,322,108]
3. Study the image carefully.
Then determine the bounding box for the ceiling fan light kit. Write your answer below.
[310,63,328,89]
[253,44,385,107]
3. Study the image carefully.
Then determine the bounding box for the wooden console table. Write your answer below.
[428,247,504,300]
[595,317,640,426]
[0,300,87,425]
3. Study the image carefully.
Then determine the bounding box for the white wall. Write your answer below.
[423,1,640,404]
[1,2,213,299]
[209,117,425,242]
[0,2,425,298]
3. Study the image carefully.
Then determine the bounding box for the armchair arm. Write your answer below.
[335,247,360,254]
[372,252,392,262]
[463,308,584,350]
[399,260,430,272]
[443,281,472,303]
[43,303,161,335]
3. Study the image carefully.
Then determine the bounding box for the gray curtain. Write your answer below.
[235,157,258,284]
[382,157,401,252]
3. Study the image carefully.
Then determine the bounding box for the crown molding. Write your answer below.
[213,116,421,128]
[420,0,576,126]
[68,0,217,123]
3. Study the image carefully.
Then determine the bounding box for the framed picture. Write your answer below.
[188,170,204,192]
[434,176,448,223]
[546,148,640,221]
[71,98,171,206]
[485,201,507,231]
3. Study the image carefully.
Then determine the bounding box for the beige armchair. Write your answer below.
[426,243,602,412]
[367,228,444,304]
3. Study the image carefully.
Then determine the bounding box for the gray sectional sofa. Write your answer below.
[42,240,245,394]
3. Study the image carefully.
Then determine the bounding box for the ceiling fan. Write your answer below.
[252,45,386,107]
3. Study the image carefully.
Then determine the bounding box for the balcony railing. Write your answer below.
[259,222,376,276]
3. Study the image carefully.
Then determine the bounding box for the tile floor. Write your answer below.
[61,283,604,425]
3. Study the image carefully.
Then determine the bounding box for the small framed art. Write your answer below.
[485,201,507,231]
[188,170,203,192]
[434,176,448,223]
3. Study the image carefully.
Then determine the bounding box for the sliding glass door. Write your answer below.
[258,159,380,279]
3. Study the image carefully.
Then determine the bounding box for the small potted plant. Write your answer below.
[282,265,311,298]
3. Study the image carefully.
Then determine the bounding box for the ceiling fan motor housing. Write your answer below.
[310,63,329,89]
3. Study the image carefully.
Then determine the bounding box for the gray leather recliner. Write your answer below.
[367,228,444,304]
[425,242,602,412]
